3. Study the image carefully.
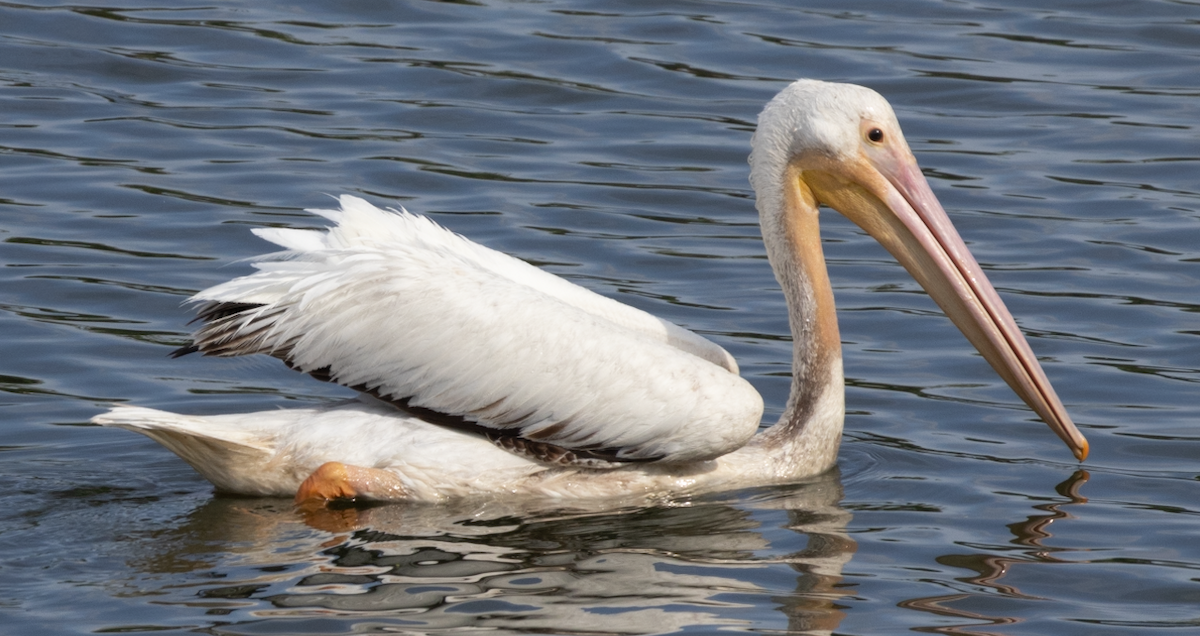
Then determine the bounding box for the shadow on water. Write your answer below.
[122,471,853,634]
[99,469,1094,635]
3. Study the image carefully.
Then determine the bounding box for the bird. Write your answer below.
[92,79,1089,505]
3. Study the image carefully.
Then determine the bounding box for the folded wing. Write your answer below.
[180,196,763,466]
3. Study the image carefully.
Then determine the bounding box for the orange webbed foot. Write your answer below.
[296,461,359,505]
[295,461,411,507]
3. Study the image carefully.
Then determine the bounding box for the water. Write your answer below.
[1,0,1198,633]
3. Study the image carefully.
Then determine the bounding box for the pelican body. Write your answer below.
[93,80,1088,504]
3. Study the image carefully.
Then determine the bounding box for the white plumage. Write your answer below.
[94,79,1087,504]
[193,197,762,464]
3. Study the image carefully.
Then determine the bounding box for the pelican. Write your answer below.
[93,79,1088,504]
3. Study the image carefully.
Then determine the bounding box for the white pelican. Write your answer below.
[93,79,1089,504]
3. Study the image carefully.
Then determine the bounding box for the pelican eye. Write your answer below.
[867,127,884,143]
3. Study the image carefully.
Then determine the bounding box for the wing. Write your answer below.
[180,196,764,466]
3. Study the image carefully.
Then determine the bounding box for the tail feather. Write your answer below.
[92,406,300,496]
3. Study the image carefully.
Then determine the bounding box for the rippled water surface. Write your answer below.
[2,1,1199,634]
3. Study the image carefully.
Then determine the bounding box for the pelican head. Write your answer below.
[751,80,1088,461]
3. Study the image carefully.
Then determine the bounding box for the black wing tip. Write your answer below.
[170,343,201,358]
[193,301,266,324]
[172,301,272,358]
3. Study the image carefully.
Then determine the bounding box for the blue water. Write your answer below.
[2,1,1198,634]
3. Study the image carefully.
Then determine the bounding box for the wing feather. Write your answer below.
[186,196,763,464]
